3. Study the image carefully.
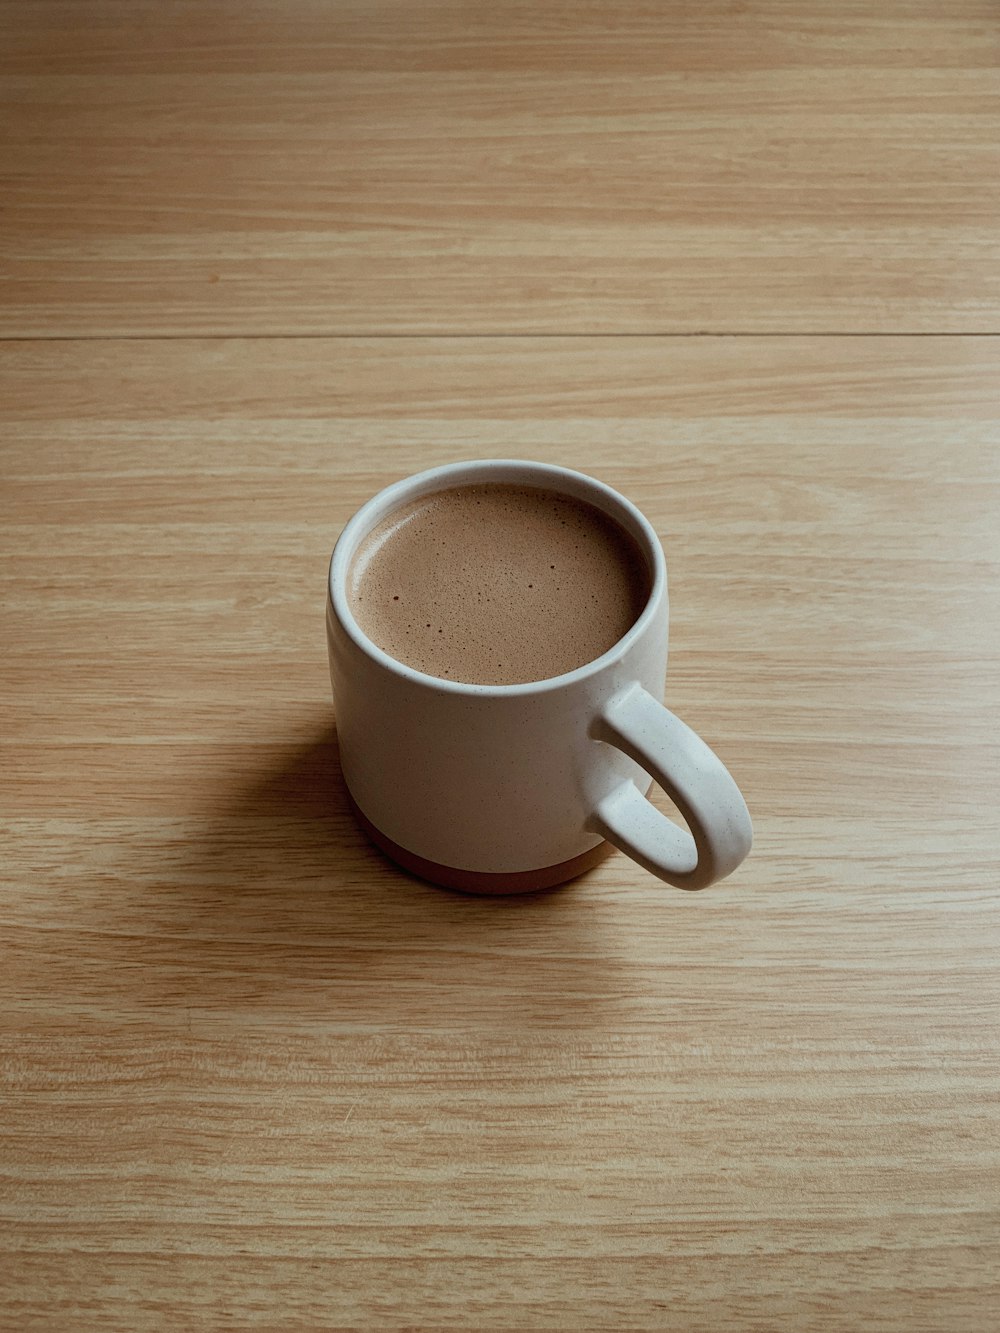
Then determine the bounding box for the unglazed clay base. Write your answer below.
[349,795,615,894]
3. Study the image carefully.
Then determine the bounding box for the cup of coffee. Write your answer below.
[327,460,752,893]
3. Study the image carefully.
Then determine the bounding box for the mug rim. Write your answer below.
[328,459,667,697]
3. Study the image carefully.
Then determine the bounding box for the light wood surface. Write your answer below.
[2,336,999,1329]
[3,0,1000,335]
[4,0,1000,1326]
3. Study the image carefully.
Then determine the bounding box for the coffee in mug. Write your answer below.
[348,483,650,686]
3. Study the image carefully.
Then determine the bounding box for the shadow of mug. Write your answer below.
[145,712,623,1025]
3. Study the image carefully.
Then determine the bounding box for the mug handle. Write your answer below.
[587,683,753,890]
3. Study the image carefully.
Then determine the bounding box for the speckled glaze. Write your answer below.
[327,460,752,892]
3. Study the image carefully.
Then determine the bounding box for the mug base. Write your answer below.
[349,796,615,894]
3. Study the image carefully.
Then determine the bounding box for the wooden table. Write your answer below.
[2,4,998,1330]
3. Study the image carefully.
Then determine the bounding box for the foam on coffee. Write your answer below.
[348,483,650,685]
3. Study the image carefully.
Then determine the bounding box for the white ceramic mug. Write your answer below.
[327,460,752,894]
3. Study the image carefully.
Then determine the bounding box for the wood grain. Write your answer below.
[2,0,999,336]
[2,336,998,1329]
